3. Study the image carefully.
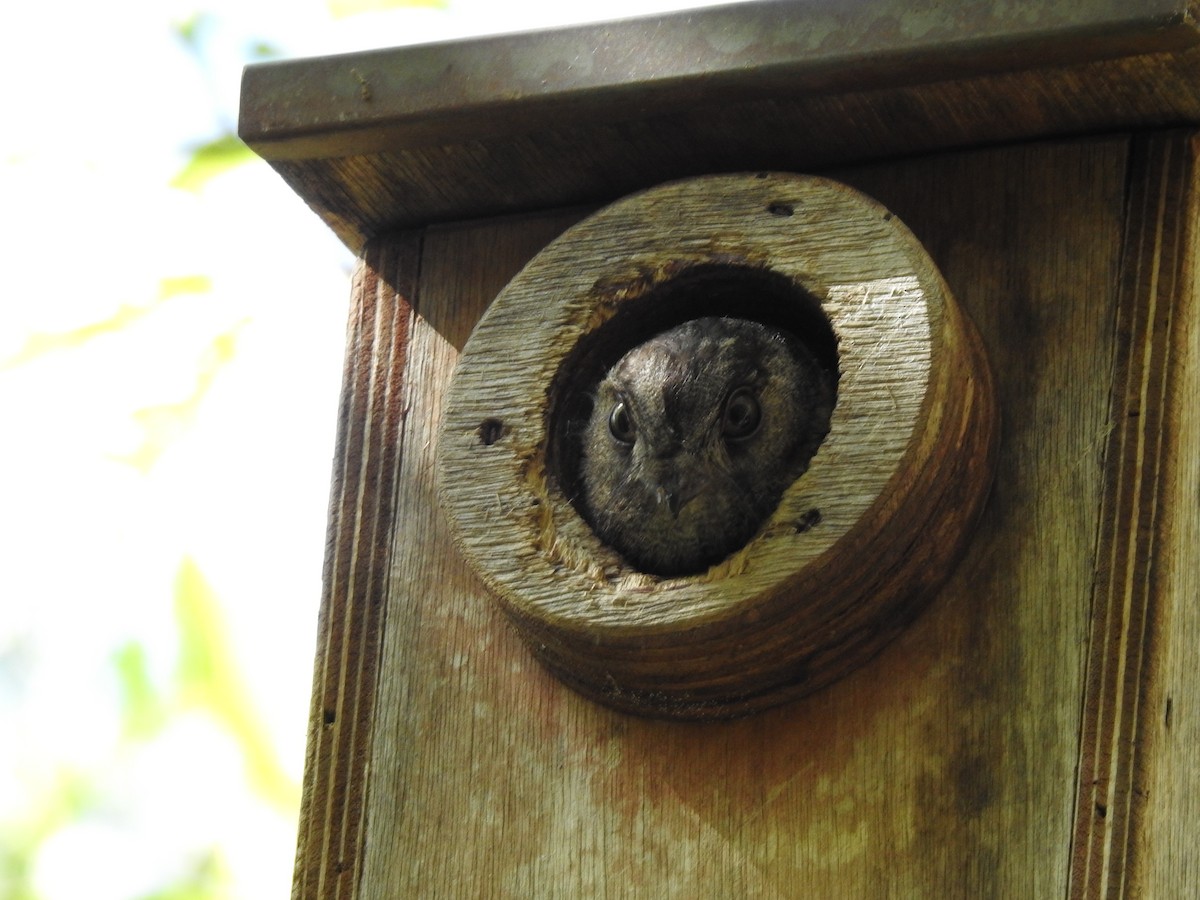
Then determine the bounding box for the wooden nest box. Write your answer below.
[239,2,1200,896]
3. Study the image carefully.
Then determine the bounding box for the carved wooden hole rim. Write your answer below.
[438,172,997,718]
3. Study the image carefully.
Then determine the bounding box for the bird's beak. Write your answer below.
[656,476,708,517]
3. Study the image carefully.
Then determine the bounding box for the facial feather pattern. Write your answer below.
[580,316,834,576]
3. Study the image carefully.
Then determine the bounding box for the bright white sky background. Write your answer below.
[0,1,753,898]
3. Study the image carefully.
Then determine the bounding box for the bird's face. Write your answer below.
[580,317,832,576]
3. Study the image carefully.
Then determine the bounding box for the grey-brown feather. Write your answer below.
[580,316,834,576]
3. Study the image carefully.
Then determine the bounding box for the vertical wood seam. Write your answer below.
[1120,131,1199,900]
[1067,131,1193,900]
[292,232,421,900]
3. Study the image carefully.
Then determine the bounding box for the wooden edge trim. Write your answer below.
[239,0,1200,161]
[292,233,421,899]
[1068,131,1197,898]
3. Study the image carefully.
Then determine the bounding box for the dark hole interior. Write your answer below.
[546,263,839,515]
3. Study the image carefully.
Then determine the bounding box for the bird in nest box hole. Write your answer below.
[579,316,835,577]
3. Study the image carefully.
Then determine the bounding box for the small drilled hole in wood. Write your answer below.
[768,202,795,217]
[795,508,822,533]
[478,418,505,445]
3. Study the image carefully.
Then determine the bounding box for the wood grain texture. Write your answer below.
[437,173,997,717]
[1135,132,1200,900]
[291,234,419,900]
[328,136,1132,897]
[1079,132,1200,900]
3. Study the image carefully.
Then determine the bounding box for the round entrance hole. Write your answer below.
[546,264,840,576]
[437,172,996,718]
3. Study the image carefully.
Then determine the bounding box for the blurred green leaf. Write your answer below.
[1,769,98,899]
[173,13,214,51]
[174,558,300,811]
[248,40,281,60]
[171,134,257,194]
[158,276,213,300]
[112,318,246,473]
[0,276,210,371]
[0,829,38,900]
[114,642,169,740]
[328,0,448,18]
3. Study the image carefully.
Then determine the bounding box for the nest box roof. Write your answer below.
[239,0,1200,251]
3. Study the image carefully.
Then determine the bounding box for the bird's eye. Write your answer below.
[722,387,761,440]
[608,400,636,444]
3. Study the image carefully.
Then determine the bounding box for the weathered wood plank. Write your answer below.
[1108,132,1200,900]
[337,137,1128,897]
[838,137,1130,898]
[292,234,420,900]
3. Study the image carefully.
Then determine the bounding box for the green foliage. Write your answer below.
[3,0,464,894]
[173,13,215,53]
[114,642,169,741]
[174,559,299,812]
[0,770,98,900]
[113,317,246,473]
[247,41,281,60]
[0,277,211,371]
[170,135,257,194]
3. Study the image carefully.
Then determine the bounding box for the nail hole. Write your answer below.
[323,708,336,726]
[478,418,505,445]
[768,202,794,217]
[795,508,822,533]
